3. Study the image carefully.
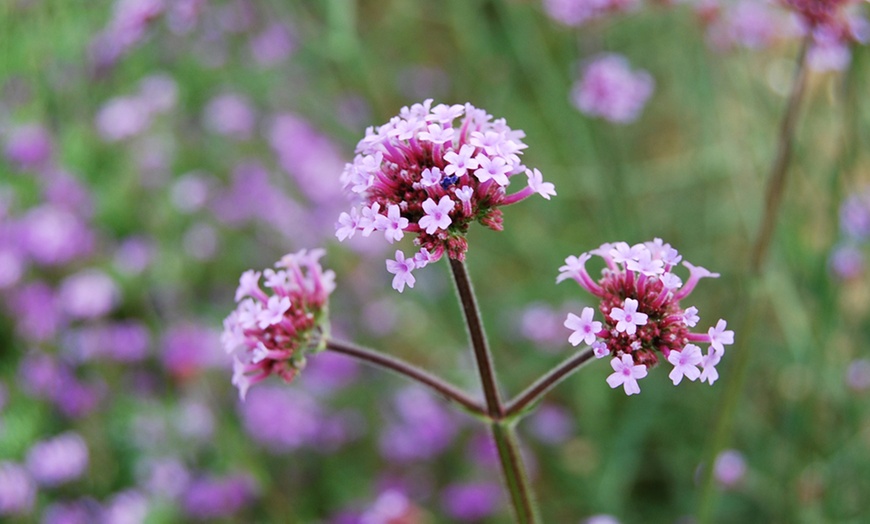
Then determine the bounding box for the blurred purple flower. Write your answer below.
[169,171,212,213]
[378,386,460,462]
[360,490,422,524]
[525,404,574,445]
[89,0,164,72]
[0,462,35,516]
[161,322,223,379]
[182,222,219,260]
[706,1,784,51]
[54,375,103,419]
[543,0,639,27]
[141,457,190,499]
[64,321,151,363]
[134,135,174,185]
[182,473,257,519]
[4,123,53,171]
[300,350,361,393]
[829,244,864,280]
[846,358,870,391]
[58,269,119,320]
[268,113,347,204]
[571,54,654,124]
[584,515,621,524]
[18,352,63,398]
[239,385,323,452]
[166,0,205,34]
[174,399,215,441]
[41,170,94,218]
[102,490,149,524]
[0,244,25,289]
[713,449,747,489]
[519,302,567,349]
[441,481,504,522]
[466,431,500,470]
[26,432,89,487]
[114,236,154,275]
[18,353,103,418]
[137,73,178,114]
[808,26,853,72]
[8,282,64,342]
[95,96,152,142]
[41,499,101,524]
[217,0,256,34]
[22,204,94,266]
[110,0,165,47]
[361,298,400,337]
[249,23,296,67]
[839,187,870,240]
[316,409,366,452]
[203,93,256,140]
[210,161,307,240]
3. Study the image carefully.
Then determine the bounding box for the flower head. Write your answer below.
[560,239,732,394]
[336,100,554,291]
[571,54,654,124]
[222,249,335,400]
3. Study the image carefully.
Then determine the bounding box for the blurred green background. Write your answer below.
[1,0,869,522]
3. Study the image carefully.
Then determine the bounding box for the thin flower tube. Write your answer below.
[222,249,335,400]
[336,99,555,292]
[559,239,733,395]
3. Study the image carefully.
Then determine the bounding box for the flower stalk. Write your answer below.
[698,35,812,523]
[505,347,596,418]
[449,258,541,524]
[749,35,812,275]
[325,339,487,417]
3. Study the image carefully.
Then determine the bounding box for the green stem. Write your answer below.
[325,339,487,417]
[448,258,504,419]
[698,36,812,522]
[749,36,812,275]
[505,347,596,418]
[448,258,540,524]
[491,421,539,524]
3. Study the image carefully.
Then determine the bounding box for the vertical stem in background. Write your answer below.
[448,258,540,524]
[749,37,812,275]
[698,36,812,523]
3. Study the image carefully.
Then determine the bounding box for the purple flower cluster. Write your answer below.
[336,99,555,292]
[222,249,336,399]
[559,239,733,395]
[571,54,654,124]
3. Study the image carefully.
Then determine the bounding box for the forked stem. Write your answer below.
[506,347,596,418]
[449,258,541,524]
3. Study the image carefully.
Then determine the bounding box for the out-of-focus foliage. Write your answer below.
[0,0,869,522]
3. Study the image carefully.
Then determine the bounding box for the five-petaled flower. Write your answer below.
[564,307,603,346]
[558,239,733,395]
[222,249,335,400]
[335,99,555,292]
